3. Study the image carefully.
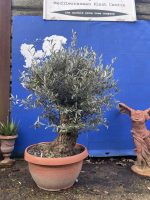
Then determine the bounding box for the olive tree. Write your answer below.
[12,32,118,157]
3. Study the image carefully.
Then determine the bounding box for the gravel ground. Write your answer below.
[0,158,150,200]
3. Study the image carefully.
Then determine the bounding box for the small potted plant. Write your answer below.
[12,32,118,191]
[0,120,18,166]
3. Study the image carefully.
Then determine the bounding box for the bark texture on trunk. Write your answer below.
[51,131,78,156]
[49,113,78,157]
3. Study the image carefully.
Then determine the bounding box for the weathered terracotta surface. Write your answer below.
[0,135,18,166]
[119,103,150,176]
[25,143,88,191]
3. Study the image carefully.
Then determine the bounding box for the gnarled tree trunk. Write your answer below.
[49,113,79,157]
[51,131,78,156]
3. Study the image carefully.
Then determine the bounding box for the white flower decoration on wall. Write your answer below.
[20,35,67,68]
[42,35,67,56]
[20,44,36,68]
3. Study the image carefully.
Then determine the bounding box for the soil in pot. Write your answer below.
[27,142,84,158]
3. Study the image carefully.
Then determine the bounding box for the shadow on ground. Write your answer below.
[0,158,150,200]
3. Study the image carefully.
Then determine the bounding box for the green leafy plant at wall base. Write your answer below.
[0,120,18,136]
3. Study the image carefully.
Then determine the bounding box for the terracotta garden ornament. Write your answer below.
[118,103,150,176]
[0,135,18,166]
[0,120,18,167]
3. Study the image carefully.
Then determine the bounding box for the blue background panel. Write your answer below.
[12,17,150,156]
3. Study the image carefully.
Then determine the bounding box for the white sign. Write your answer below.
[43,0,136,22]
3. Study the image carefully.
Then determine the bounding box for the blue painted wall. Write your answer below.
[12,16,150,156]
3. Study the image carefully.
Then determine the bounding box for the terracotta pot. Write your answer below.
[25,143,88,191]
[0,135,18,166]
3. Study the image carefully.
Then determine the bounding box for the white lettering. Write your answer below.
[109,3,125,7]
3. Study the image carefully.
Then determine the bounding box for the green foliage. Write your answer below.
[0,120,18,136]
[13,32,118,135]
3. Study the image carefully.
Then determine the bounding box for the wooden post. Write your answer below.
[0,0,11,123]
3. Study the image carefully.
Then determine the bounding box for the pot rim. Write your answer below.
[0,135,18,140]
[24,142,88,166]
